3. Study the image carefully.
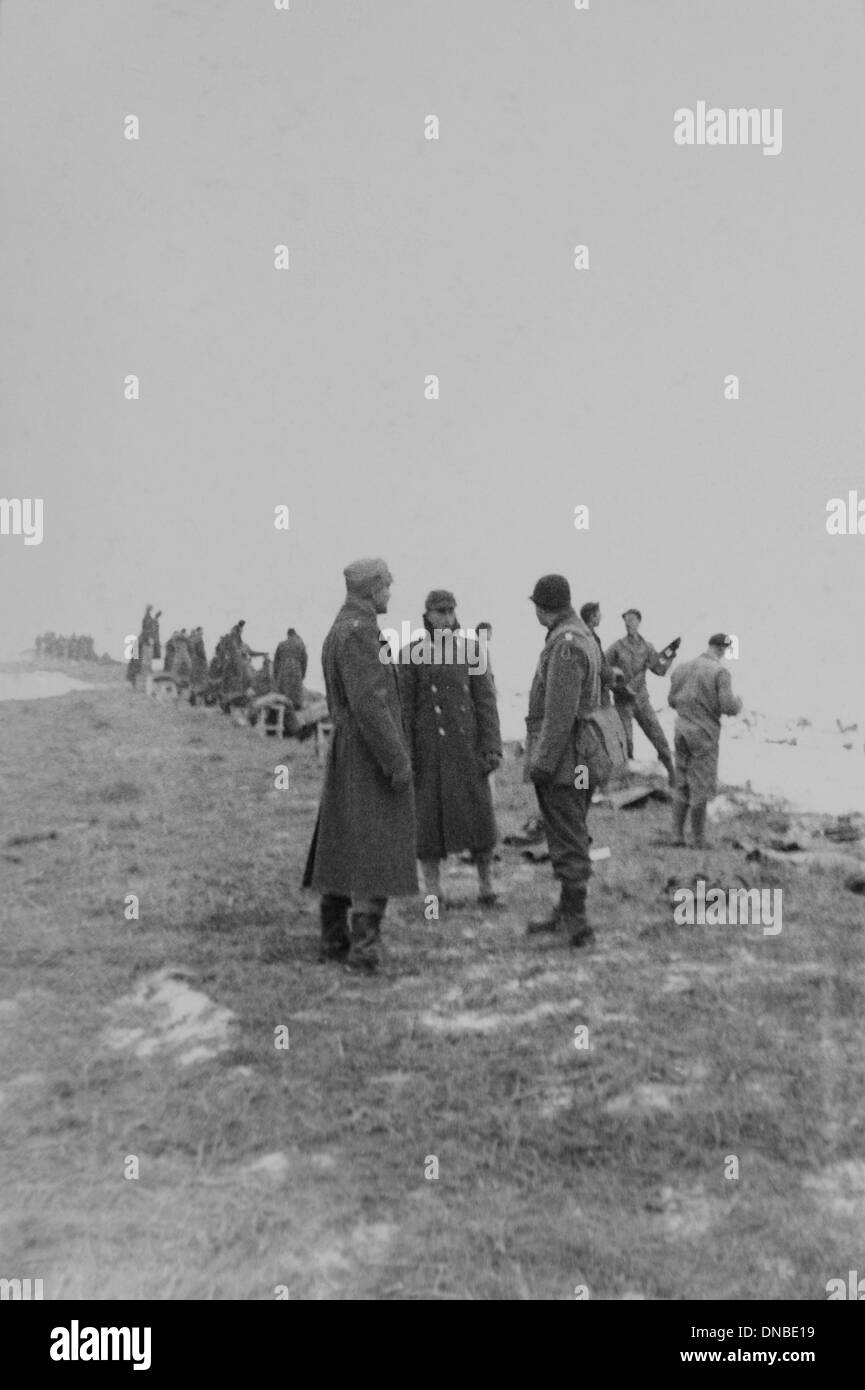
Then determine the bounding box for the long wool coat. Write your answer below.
[273,634,307,708]
[304,597,418,898]
[398,630,502,860]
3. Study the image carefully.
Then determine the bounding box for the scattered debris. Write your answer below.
[6,830,59,847]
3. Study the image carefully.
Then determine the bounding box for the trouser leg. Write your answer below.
[530,782,593,938]
[535,782,592,886]
[318,893,351,961]
[690,802,708,848]
[420,859,442,898]
[634,698,675,779]
[615,701,634,759]
[671,730,689,841]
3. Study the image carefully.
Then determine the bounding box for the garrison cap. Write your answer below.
[708,632,733,648]
[344,557,392,597]
[622,608,642,621]
[530,574,571,609]
[425,589,457,610]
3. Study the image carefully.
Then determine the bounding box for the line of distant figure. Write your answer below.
[125,605,310,715]
[33,632,106,662]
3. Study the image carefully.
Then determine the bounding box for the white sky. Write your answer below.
[2,0,864,735]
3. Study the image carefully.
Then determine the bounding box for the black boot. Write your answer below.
[527,888,563,935]
[562,883,595,948]
[318,894,351,962]
[346,910,383,974]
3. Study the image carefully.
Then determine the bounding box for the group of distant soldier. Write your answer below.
[126,605,309,717]
[34,632,98,661]
[302,558,742,974]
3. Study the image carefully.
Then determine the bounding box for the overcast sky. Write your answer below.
[2,0,864,733]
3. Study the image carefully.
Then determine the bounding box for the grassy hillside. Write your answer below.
[1,678,863,1300]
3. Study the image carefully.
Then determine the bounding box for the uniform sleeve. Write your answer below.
[530,640,586,778]
[604,639,622,669]
[339,625,412,781]
[300,642,308,678]
[396,650,418,758]
[668,668,682,709]
[469,656,502,757]
[715,666,742,717]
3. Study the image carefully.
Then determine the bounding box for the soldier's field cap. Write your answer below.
[708,632,732,648]
[425,588,456,610]
[529,574,571,609]
[622,608,642,621]
[344,557,392,596]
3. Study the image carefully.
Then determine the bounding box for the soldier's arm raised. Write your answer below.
[339,624,412,783]
[647,643,671,676]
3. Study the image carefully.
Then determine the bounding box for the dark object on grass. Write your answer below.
[7,829,59,847]
[845,873,865,896]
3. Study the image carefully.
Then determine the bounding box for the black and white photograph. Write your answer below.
[2,0,864,1332]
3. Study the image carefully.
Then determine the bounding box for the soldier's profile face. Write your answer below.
[372,580,392,614]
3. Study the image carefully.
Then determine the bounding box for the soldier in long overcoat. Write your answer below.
[303,558,417,972]
[398,589,502,907]
[273,628,308,709]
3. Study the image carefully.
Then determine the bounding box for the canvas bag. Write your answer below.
[576,705,629,790]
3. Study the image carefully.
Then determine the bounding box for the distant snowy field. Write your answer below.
[0,671,98,701]
[497,691,865,817]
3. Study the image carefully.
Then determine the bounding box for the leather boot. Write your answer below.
[318,894,351,962]
[562,883,595,948]
[527,887,563,935]
[346,910,382,974]
[475,850,500,907]
[691,804,708,849]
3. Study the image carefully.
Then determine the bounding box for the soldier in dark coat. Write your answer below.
[273,628,308,709]
[525,575,601,947]
[398,590,502,907]
[189,628,208,687]
[303,558,417,973]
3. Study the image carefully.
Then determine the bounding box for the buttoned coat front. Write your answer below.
[305,597,418,898]
[398,631,502,860]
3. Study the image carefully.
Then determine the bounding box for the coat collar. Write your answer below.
[341,594,379,622]
[545,607,589,645]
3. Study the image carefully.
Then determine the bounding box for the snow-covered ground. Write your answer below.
[497,691,865,817]
[0,671,99,701]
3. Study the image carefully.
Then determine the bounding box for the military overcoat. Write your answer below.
[305,597,418,897]
[398,630,502,860]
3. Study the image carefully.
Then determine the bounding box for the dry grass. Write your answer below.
[1,678,863,1300]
